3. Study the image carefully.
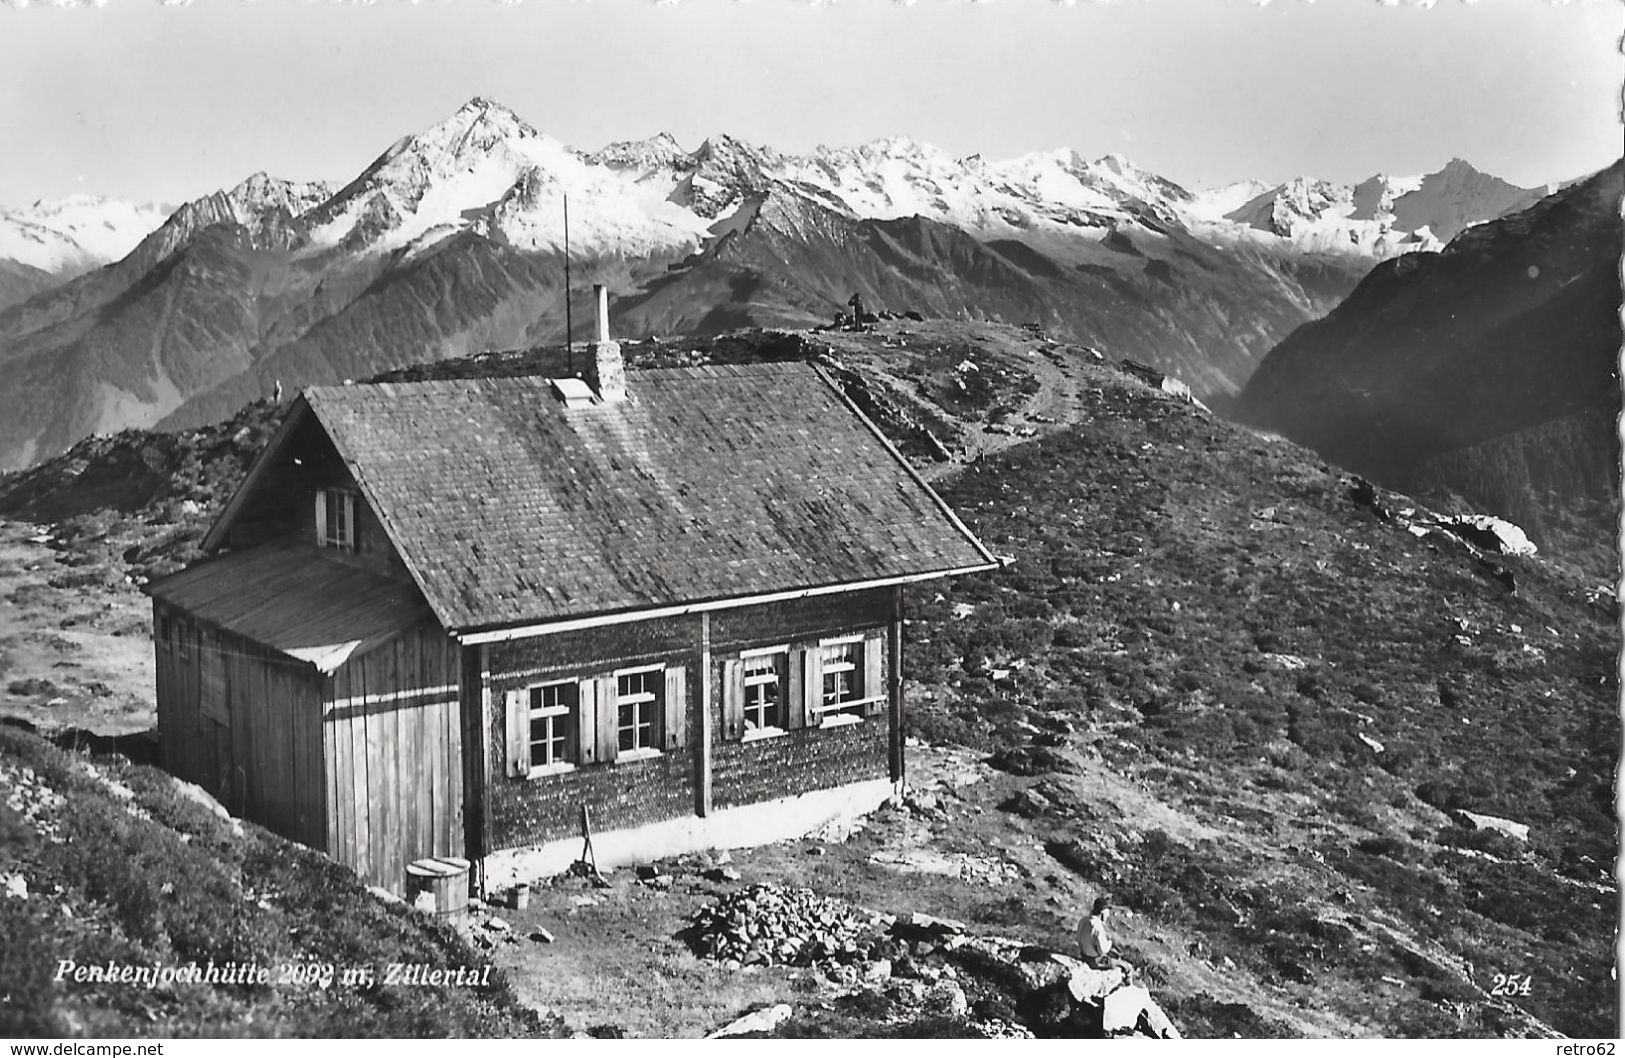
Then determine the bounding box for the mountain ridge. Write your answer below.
[1236,158,1623,577]
[0,96,1575,472]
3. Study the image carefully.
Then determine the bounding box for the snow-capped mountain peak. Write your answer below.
[584,132,690,173]
[225,172,336,220]
[306,97,577,252]
[0,195,171,276]
[1082,153,1195,206]
[1203,158,1549,255]
[1389,158,1548,243]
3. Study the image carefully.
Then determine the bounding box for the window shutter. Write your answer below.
[721,659,745,740]
[663,665,687,751]
[596,674,618,763]
[792,648,818,730]
[314,489,328,546]
[504,689,529,778]
[339,493,354,550]
[863,632,886,717]
[576,678,597,763]
[786,650,804,730]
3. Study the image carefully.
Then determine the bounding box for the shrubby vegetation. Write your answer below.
[904,374,1616,1037]
[0,726,556,1037]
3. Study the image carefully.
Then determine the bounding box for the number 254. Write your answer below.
[1489,972,1533,996]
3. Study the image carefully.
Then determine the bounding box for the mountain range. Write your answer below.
[1203,159,1551,256]
[0,97,1565,472]
[0,196,172,311]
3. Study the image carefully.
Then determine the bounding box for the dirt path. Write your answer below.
[0,518,155,737]
[815,318,1132,481]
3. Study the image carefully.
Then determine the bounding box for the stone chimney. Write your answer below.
[585,283,626,404]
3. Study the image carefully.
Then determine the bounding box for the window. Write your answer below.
[505,664,684,775]
[811,633,886,726]
[819,639,864,717]
[316,488,356,551]
[741,649,786,732]
[527,681,576,769]
[616,667,663,754]
[723,634,886,740]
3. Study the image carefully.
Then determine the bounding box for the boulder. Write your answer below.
[1053,954,1127,1002]
[1003,787,1053,818]
[1441,514,1537,556]
[1012,950,1072,992]
[1453,809,1530,843]
[707,1005,793,1039]
[894,911,967,941]
[1118,359,1164,387]
[929,980,969,1019]
[1348,477,1393,520]
[1102,986,1181,1039]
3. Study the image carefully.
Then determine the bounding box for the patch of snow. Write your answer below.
[1186,179,1274,222]
[0,195,170,274]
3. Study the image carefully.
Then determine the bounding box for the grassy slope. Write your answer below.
[906,369,1618,1037]
[0,724,555,1037]
[0,322,1615,1037]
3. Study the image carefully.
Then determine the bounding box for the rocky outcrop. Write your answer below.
[689,884,1181,1039]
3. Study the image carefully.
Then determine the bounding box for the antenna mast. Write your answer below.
[563,193,573,374]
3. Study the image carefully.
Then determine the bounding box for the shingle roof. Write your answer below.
[148,547,435,672]
[297,363,994,631]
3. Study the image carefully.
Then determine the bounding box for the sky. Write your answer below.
[0,0,1619,208]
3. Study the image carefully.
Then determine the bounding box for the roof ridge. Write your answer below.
[304,362,814,398]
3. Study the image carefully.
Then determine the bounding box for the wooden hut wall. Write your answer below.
[154,601,204,788]
[152,602,326,849]
[321,625,463,894]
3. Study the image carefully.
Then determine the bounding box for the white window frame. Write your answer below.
[613,664,664,761]
[814,634,883,727]
[316,487,357,552]
[526,679,577,776]
[740,645,788,740]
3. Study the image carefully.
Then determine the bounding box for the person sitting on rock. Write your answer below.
[1078,895,1136,981]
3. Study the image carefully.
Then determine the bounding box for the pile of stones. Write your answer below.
[690,884,887,969]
